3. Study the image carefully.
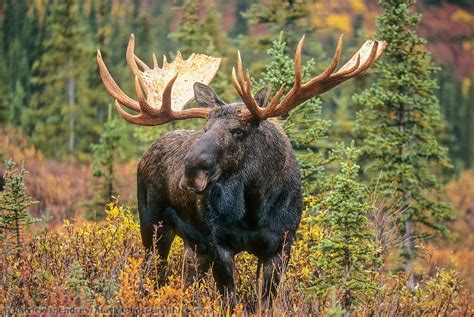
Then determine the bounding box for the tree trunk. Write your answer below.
[15,216,21,259]
[343,250,352,317]
[399,102,414,288]
[404,217,415,288]
[107,160,114,199]
[463,90,473,169]
[67,56,76,153]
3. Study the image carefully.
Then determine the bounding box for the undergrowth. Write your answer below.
[1,202,471,315]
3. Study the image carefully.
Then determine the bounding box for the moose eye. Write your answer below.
[231,128,244,137]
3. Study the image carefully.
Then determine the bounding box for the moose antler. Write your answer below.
[97,34,221,126]
[232,35,387,120]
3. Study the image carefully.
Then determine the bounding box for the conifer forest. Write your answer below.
[1,0,474,315]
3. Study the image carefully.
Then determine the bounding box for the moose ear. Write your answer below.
[193,82,225,108]
[254,86,272,108]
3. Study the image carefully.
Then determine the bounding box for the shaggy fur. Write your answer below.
[137,83,302,306]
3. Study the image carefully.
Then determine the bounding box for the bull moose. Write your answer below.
[97,34,385,307]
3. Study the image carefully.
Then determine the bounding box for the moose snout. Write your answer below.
[179,152,218,194]
[179,169,209,194]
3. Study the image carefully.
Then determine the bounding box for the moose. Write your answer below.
[97,34,385,307]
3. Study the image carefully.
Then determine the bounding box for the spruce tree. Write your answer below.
[256,33,330,193]
[26,0,98,158]
[309,143,380,315]
[0,160,39,258]
[91,106,123,213]
[169,0,213,57]
[354,0,454,287]
[0,0,41,125]
[242,0,313,50]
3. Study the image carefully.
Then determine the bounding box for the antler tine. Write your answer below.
[233,34,386,121]
[303,34,343,88]
[345,40,379,77]
[126,34,149,97]
[231,67,243,96]
[134,76,160,116]
[245,69,266,118]
[333,54,360,78]
[232,50,264,118]
[98,34,219,126]
[161,72,179,116]
[264,84,286,116]
[294,34,305,88]
[134,55,151,71]
[97,49,140,112]
[114,100,145,125]
[236,50,250,98]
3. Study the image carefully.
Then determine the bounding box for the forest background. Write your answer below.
[0,0,473,315]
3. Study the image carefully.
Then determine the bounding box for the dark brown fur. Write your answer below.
[137,84,302,307]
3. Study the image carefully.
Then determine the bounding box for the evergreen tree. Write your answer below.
[0,160,39,258]
[91,106,123,213]
[309,143,380,315]
[26,0,98,158]
[242,0,313,50]
[354,0,454,287]
[229,0,252,38]
[153,0,174,57]
[256,33,331,194]
[0,0,41,125]
[169,0,213,57]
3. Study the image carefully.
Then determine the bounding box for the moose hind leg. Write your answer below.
[162,207,211,287]
[143,223,175,286]
[138,179,175,285]
[183,242,211,287]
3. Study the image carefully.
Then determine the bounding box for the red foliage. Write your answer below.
[421,170,474,293]
[419,2,474,79]
[0,127,136,225]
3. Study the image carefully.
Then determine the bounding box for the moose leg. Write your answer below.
[183,242,211,287]
[140,214,175,286]
[138,179,175,285]
[260,235,293,307]
[162,208,211,287]
[211,245,237,309]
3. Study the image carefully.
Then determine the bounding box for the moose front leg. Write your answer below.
[211,245,237,309]
[260,254,285,306]
[260,233,294,307]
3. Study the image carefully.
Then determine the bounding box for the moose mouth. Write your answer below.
[180,168,222,195]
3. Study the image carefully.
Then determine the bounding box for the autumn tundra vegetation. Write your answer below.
[0,0,473,316]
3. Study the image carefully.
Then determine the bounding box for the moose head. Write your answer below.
[98,34,385,195]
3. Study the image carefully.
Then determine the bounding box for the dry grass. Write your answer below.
[1,202,471,316]
[1,129,473,315]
